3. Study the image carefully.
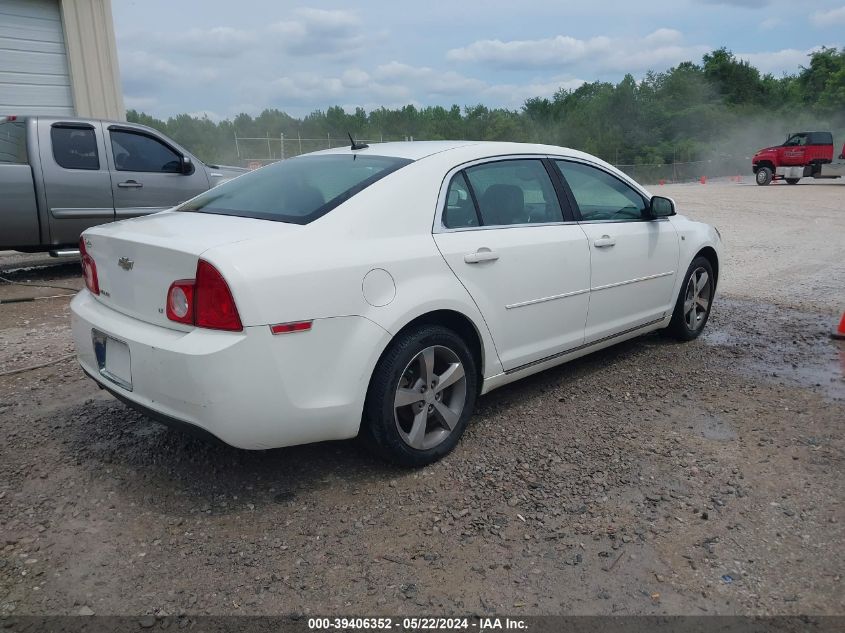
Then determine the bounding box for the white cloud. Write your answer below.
[178,27,255,58]
[121,50,182,80]
[699,0,773,6]
[269,8,365,57]
[124,95,159,111]
[482,77,587,106]
[447,29,709,73]
[267,62,585,110]
[737,48,819,74]
[373,62,487,96]
[447,34,612,69]
[809,5,845,27]
[759,16,782,30]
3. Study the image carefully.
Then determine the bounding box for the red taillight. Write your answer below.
[166,280,195,325]
[269,320,312,335]
[195,260,242,331]
[79,236,99,295]
[165,260,242,331]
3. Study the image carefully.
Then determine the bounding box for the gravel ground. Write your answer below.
[0,182,842,617]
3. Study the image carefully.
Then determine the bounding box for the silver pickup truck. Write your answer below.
[0,115,246,254]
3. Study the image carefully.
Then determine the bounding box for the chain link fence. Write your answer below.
[613,156,750,184]
[233,132,753,182]
[233,133,416,167]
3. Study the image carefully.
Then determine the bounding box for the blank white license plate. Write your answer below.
[92,330,132,391]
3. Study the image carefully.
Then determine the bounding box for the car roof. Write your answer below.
[310,140,607,163]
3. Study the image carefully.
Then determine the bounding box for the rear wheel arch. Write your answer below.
[388,310,485,389]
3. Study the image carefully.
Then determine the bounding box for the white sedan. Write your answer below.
[71,141,721,466]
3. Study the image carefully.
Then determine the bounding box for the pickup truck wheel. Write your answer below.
[755,167,773,186]
[785,178,800,185]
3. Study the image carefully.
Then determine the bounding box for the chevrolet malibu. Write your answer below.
[71,141,721,466]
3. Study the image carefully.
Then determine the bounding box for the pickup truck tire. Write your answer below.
[755,167,773,186]
[785,178,800,185]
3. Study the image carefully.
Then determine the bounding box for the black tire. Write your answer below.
[665,256,716,341]
[362,325,478,467]
[755,167,773,186]
[785,178,800,185]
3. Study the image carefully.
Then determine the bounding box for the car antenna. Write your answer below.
[348,132,369,151]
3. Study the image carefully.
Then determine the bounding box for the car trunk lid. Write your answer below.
[83,211,299,329]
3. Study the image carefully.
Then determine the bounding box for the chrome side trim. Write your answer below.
[591,271,674,292]
[504,317,664,375]
[505,288,589,310]
[505,272,673,310]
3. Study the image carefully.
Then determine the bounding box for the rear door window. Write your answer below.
[51,125,99,170]
[463,159,563,226]
[442,172,480,229]
[180,154,412,224]
[0,120,27,164]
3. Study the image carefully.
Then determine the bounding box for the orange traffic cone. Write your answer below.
[832,312,845,340]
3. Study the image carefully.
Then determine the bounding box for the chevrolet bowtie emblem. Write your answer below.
[118,257,134,271]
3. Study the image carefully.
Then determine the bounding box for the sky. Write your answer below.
[112,0,845,120]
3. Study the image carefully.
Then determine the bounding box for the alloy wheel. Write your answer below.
[393,345,467,450]
[683,267,712,331]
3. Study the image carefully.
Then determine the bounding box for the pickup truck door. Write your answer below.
[781,134,807,166]
[106,126,210,218]
[38,121,115,246]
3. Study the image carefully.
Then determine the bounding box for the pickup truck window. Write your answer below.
[110,130,181,173]
[51,126,99,170]
[0,121,27,164]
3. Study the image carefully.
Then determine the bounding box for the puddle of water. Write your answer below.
[702,302,845,401]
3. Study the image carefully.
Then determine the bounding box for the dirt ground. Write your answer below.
[0,181,842,617]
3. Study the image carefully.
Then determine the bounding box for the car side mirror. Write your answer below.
[180,155,194,175]
[649,195,675,218]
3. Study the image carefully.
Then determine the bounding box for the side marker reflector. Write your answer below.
[270,321,313,335]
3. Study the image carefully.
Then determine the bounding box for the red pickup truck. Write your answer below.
[752,131,845,185]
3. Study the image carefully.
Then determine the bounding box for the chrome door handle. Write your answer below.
[117,180,143,188]
[464,249,499,264]
[593,235,615,248]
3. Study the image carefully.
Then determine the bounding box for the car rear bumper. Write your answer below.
[70,291,391,449]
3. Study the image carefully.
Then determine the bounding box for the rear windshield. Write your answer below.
[179,154,412,224]
[807,132,833,145]
[0,120,28,164]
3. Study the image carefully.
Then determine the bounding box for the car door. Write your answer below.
[106,127,209,218]
[38,121,115,245]
[553,159,679,344]
[433,158,591,372]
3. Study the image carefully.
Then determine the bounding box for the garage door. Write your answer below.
[0,0,74,115]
